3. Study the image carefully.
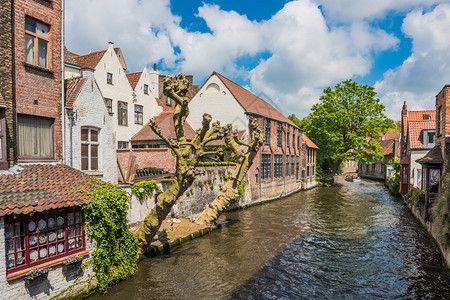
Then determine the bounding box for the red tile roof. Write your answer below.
[408,120,435,149]
[403,110,435,134]
[132,111,196,141]
[73,50,107,69]
[0,164,95,216]
[64,47,79,66]
[302,134,318,149]
[381,131,400,140]
[400,155,409,165]
[213,72,298,128]
[65,77,86,109]
[0,92,6,107]
[126,72,141,90]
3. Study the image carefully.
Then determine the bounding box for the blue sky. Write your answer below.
[66,0,450,120]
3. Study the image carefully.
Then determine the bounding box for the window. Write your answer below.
[424,130,435,148]
[18,115,53,160]
[274,155,283,178]
[118,101,127,126]
[423,114,431,120]
[25,17,49,68]
[428,132,435,145]
[81,127,99,171]
[265,119,270,145]
[107,72,113,84]
[261,154,271,180]
[5,209,85,274]
[104,98,113,114]
[292,130,295,149]
[291,155,295,175]
[287,126,290,147]
[372,164,376,172]
[277,122,282,146]
[286,155,290,176]
[144,84,149,95]
[298,135,300,150]
[134,105,143,125]
[296,156,299,179]
[166,96,171,106]
[118,141,128,149]
[438,107,442,135]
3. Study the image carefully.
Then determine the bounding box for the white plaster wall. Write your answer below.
[64,70,117,184]
[410,150,429,186]
[0,216,96,300]
[122,182,163,225]
[129,68,162,136]
[187,75,248,131]
[93,43,133,145]
[64,66,81,79]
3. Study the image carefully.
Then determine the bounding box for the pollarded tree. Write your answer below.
[195,118,264,225]
[135,74,226,251]
[296,79,392,176]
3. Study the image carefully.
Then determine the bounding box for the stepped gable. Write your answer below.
[0,164,95,216]
[65,77,86,109]
[213,72,298,128]
[132,110,196,141]
[302,134,318,149]
[126,72,142,90]
[408,120,436,148]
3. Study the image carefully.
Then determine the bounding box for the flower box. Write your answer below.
[24,268,50,285]
[62,255,83,272]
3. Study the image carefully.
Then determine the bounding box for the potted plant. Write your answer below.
[24,267,51,285]
[62,255,83,271]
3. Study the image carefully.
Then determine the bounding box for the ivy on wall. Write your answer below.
[83,180,138,292]
[130,180,160,200]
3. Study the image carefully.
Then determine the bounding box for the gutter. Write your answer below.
[67,109,74,167]
[61,0,65,164]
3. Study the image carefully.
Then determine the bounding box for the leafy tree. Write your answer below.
[297,79,391,176]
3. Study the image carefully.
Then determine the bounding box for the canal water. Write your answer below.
[90,179,450,299]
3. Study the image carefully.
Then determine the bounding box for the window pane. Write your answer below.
[25,34,34,64]
[25,18,36,33]
[81,128,89,141]
[15,221,24,236]
[68,212,74,225]
[91,157,98,170]
[6,239,14,254]
[6,254,15,269]
[5,223,13,238]
[36,22,49,38]
[38,39,47,68]
[91,129,98,142]
[16,251,26,266]
[18,115,53,158]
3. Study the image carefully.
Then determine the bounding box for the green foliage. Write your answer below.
[198,181,204,190]
[388,158,400,196]
[235,181,247,202]
[186,159,236,166]
[83,181,138,293]
[316,166,334,186]
[295,79,392,175]
[130,180,160,200]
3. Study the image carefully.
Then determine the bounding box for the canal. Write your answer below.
[90,179,450,299]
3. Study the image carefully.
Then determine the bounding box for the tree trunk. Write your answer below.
[330,158,343,175]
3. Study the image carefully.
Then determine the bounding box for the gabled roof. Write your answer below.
[132,111,196,141]
[417,145,443,164]
[212,72,298,128]
[381,131,400,140]
[302,134,318,149]
[0,92,6,107]
[0,164,95,216]
[126,72,142,90]
[403,110,435,134]
[400,155,409,165]
[408,120,435,149]
[65,76,87,109]
[64,47,79,66]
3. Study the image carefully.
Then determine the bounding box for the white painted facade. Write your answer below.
[129,68,162,137]
[187,75,248,131]
[64,69,118,184]
[64,65,81,79]
[410,150,429,188]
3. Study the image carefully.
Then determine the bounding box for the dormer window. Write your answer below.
[424,130,435,148]
[423,114,431,120]
[107,72,113,84]
[143,84,149,95]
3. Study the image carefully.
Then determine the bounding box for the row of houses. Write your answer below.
[0,0,318,298]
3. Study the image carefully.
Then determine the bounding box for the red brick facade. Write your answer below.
[435,85,450,171]
[13,0,63,162]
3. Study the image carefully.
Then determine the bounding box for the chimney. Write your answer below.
[153,63,157,71]
[81,67,95,79]
[108,41,114,49]
[401,101,407,116]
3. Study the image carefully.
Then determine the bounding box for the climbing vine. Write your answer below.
[130,180,160,200]
[83,180,138,293]
[234,181,247,203]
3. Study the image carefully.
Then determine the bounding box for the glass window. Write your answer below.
[143,84,149,94]
[287,126,290,147]
[118,101,128,126]
[5,209,85,274]
[107,72,113,84]
[286,155,290,176]
[274,155,282,178]
[118,141,128,149]
[134,105,143,125]
[166,96,171,106]
[81,127,99,171]
[291,155,295,175]
[265,119,270,145]
[18,115,53,159]
[261,154,271,180]
[25,17,49,68]
[277,122,282,146]
[104,98,113,114]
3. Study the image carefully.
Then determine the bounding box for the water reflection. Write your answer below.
[90,179,450,299]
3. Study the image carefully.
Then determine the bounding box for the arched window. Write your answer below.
[81,127,99,171]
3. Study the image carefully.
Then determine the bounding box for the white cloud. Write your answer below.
[375,3,450,119]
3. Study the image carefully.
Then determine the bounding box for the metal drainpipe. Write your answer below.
[67,109,74,167]
[61,0,65,164]
[259,118,263,201]
[284,124,287,194]
[300,129,303,186]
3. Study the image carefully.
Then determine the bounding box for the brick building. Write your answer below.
[435,85,450,171]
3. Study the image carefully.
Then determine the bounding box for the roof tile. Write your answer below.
[126,72,142,90]
[302,134,318,149]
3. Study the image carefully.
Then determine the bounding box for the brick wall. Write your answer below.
[0,0,15,167]
[14,0,62,161]
[117,148,176,177]
[436,85,450,169]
